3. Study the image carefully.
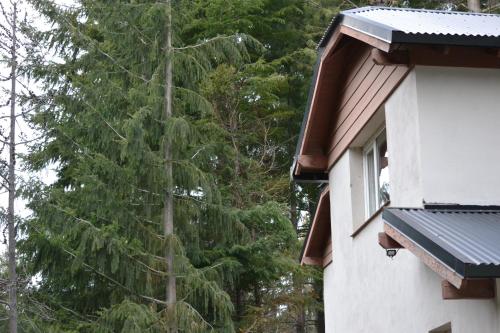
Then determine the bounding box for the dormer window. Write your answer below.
[363,128,389,217]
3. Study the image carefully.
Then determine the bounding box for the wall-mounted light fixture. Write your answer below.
[386,248,398,258]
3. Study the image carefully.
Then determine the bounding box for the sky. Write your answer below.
[0,0,74,253]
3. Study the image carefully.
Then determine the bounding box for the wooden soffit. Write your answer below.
[295,23,500,178]
[301,187,332,268]
[295,27,410,177]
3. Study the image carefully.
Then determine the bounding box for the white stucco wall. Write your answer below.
[324,67,500,332]
[325,152,499,333]
[384,70,423,208]
[385,66,500,207]
[415,66,500,205]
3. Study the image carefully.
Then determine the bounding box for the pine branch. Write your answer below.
[81,100,127,141]
[173,35,237,51]
[48,203,168,275]
[57,242,171,309]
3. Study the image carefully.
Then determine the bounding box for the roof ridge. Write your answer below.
[316,5,500,49]
[346,6,500,17]
[388,205,500,212]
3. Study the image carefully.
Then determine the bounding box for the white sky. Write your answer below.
[0,0,74,253]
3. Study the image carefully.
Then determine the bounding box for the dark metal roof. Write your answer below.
[383,206,500,278]
[319,6,500,48]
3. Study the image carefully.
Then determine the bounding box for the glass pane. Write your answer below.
[377,130,390,205]
[366,149,376,216]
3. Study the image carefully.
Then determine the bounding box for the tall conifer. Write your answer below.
[22,0,257,331]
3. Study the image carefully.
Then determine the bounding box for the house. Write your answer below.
[292,6,500,333]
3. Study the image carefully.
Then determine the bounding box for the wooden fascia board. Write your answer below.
[384,223,464,289]
[302,187,331,265]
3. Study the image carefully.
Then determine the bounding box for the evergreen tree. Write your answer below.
[22,0,258,331]
[16,0,481,332]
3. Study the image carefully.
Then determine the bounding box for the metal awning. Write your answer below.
[383,206,500,280]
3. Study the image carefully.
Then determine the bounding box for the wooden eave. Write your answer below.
[301,187,332,268]
[294,25,409,178]
[294,23,500,180]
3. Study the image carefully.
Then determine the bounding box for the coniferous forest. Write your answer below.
[0,0,497,332]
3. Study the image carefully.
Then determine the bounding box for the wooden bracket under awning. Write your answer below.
[383,223,465,289]
[378,232,403,249]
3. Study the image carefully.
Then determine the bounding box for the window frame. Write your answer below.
[362,126,388,219]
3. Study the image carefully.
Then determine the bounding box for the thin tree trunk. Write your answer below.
[8,3,18,333]
[293,273,306,333]
[468,0,481,11]
[296,309,306,333]
[290,184,307,333]
[290,182,298,233]
[234,287,244,323]
[163,0,176,330]
[314,279,325,333]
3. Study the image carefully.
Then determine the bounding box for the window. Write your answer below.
[363,128,389,217]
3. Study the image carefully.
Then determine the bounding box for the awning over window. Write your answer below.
[383,206,500,288]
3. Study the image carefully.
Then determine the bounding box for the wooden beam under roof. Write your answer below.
[442,279,495,300]
[297,154,328,172]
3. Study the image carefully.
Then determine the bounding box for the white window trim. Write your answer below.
[363,126,386,219]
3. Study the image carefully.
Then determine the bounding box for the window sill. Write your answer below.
[350,201,390,238]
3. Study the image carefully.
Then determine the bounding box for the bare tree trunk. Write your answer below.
[8,3,18,333]
[290,184,306,333]
[163,0,176,330]
[314,280,325,333]
[468,0,481,11]
[295,309,306,333]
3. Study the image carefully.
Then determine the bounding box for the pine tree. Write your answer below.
[18,0,479,332]
[22,0,259,331]
[196,1,332,330]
